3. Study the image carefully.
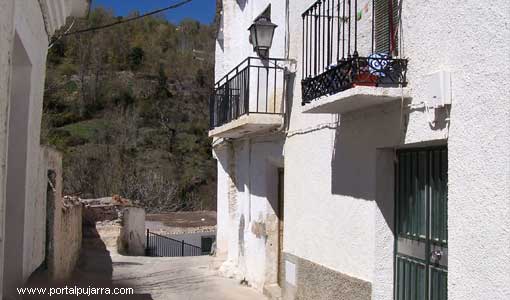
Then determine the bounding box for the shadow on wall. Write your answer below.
[284,73,295,131]
[331,101,405,201]
[408,105,451,131]
[215,144,246,193]
[330,99,450,232]
[236,0,248,10]
[215,0,224,51]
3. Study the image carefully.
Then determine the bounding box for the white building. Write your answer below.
[211,1,510,299]
[0,1,89,299]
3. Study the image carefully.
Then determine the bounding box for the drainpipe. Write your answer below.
[285,0,290,60]
[248,139,252,222]
[279,0,294,134]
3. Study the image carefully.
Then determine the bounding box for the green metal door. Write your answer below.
[395,147,448,300]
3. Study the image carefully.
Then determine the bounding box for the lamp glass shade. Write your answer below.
[249,18,277,54]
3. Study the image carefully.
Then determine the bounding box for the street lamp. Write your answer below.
[248,16,277,58]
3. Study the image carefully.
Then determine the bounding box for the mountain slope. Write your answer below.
[42,8,217,212]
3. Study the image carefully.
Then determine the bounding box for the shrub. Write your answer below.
[128,47,145,70]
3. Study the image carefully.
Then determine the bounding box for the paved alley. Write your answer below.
[110,254,264,300]
[72,224,265,300]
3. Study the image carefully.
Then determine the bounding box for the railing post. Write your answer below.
[245,59,250,115]
[181,240,185,257]
[145,229,150,256]
[209,94,214,129]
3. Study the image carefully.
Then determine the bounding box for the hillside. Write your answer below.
[42,8,217,212]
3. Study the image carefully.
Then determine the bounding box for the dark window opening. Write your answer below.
[201,236,215,254]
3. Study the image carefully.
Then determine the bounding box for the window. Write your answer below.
[374,0,400,55]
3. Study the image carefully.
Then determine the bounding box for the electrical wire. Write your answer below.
[48,18,76,49]
[62,0,192,37]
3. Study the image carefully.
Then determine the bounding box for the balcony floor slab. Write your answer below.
[209,114,284,139]
[302,86,411,114]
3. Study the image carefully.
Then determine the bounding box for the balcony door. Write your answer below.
[395,147,448,300]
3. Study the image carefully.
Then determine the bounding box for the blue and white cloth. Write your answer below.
[368,53,390,77]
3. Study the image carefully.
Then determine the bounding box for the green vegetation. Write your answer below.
[42,8,217,212]
[62,119,111,140]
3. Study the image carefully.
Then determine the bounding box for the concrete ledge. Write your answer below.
[264,283,283,300]
[209,114,284,139]
[303,86,411,114]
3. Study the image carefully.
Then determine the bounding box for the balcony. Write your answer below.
[209,57,286,139]
[300,0,409,114]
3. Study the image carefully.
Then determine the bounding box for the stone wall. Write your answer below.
[118,207,146,256]
[53,204,82,280]
[44,147,83,282]
[82,197,134,225]
[82,198,146,256]
[83,205,122,225]
[282,253,371,300]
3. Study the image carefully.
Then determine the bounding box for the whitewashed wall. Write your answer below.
[215,136,284,291]
[214,146,230,258]
[1,2,51,295]
[214,0,288,292]
[215,0,287,80]
[284,0,510,300]
[0,1,15,297]
[0,1,89,298]
[14,0,52,282]
[285,0,377,284]
[214,0,509,298]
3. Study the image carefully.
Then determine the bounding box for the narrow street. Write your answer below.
[74,224,265,300]
[110,254,264,300]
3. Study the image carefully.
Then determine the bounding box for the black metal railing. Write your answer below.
[302,54,407,103]
[301,0,407,104]
[210,57,286,129]
[145,230,204,257]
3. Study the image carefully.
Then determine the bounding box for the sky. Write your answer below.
[92,0,216,24]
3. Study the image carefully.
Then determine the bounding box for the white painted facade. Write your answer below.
[214,137,285,291]
[213,0,288,293]
[0,1,89,299]
[213,0,510,299]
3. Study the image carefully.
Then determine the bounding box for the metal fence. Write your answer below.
[210,57,286,129]
[145,230,204,257]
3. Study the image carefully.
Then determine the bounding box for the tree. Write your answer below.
[43,9,218,212]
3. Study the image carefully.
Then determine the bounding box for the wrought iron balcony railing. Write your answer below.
[302,55,407,104]
[210,57,286,130]
[301,0,408,105]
